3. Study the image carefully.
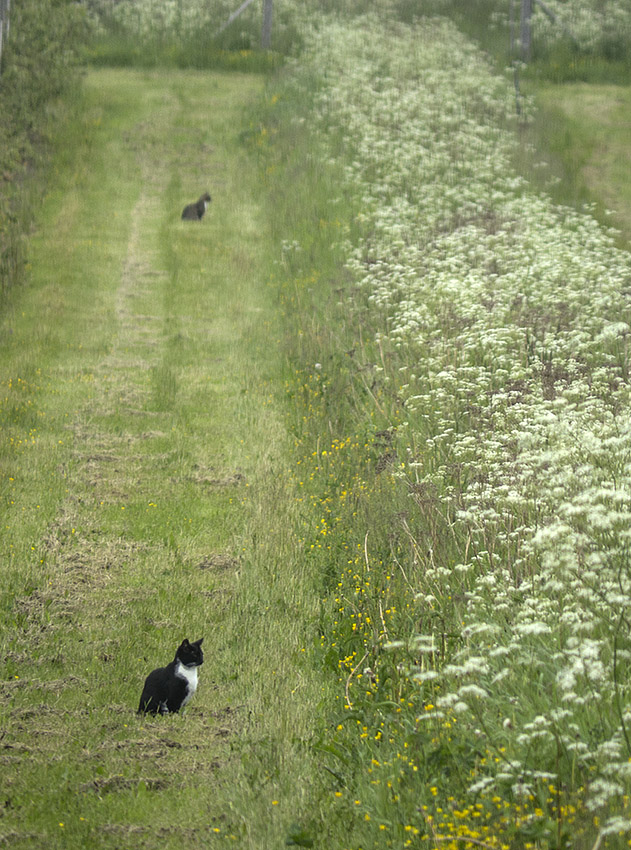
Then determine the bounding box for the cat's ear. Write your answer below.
[182,639,190,647]
[194,638,203,647]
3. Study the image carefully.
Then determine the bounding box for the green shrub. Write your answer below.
[0,0,88,301]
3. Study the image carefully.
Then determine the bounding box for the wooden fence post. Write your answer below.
[0,0,10,73]
[261,0,273,49]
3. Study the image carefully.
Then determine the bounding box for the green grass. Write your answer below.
[0,68,331,849]
[512,80,631,252]
[526,46,631,85]
[524,83,631,247]
[86,39,284,73]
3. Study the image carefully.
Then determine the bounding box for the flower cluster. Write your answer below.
[530,0,631,56]
[288,11,631,841]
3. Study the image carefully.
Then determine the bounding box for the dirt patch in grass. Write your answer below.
[78,775,170,795]
[196,553,240,571]
[191,465,246,487]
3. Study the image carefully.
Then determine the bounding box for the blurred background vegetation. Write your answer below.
[2,0,631,299]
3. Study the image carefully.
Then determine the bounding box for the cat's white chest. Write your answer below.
[175,661,198,708]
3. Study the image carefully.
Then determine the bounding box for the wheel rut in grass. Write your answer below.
[114,188,165,362]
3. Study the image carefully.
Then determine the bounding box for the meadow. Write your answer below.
[2,1,631,848]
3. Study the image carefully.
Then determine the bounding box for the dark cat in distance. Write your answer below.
[181,192,211,221]
[138,638,204,715]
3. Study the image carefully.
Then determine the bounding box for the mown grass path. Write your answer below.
[0,69,321,850]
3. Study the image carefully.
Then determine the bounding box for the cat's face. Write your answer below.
[177,638,204,668]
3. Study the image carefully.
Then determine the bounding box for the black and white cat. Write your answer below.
[137,638,204,715]
[181,192,211,221]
